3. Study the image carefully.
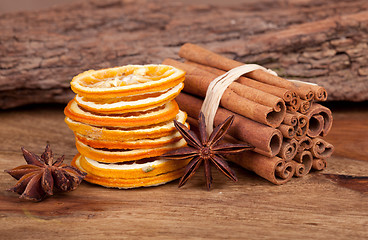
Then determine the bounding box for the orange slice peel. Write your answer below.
[64,99,180,127]
[77,154,190,179]
[65,64,189,189]
[75,131,183,150]
[64,110,187,141]
[75,138,187,163]
[71,65,185,99]
[74,82,183,114]
[72,154,187,188]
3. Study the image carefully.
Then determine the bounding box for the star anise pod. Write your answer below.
[162,112,253,190]
[5,144,86,202]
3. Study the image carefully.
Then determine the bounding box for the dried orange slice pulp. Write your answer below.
[66,64,189,189]
[72,154,187,189]
[75,138,187,163]
[75,131,183,150]
[71,64,185,99]
[64,99,179,128]
[77,155,190,179]
[74,82,183,114]
[64,110,187,141]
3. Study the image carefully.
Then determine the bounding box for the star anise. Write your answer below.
[162,112,253,190]
[5,144,86,202]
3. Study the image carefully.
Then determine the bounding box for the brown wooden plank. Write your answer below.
[0,104,367,239]
[324,102,368,161]
[1,0,368,109]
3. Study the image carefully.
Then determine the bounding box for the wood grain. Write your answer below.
[0,103,367,239]
[324,102,368,161]
[1,0,368,109]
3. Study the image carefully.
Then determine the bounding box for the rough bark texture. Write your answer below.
[0,0,367,109]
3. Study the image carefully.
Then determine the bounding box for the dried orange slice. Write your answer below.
[70,65,185,99]
[64,99,179,128]
[77,155,190,179]
[75,138,187,163]
[64,110,187,141]
[75,131,183,150]
[72,154,186,188]
[74,82,183,114]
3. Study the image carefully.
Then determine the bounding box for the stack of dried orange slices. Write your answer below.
[64,65,190,188]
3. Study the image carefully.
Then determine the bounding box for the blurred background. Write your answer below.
[0,0,240,13]
[0,0,75,12]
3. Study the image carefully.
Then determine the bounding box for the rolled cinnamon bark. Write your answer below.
[305,103,333,137]
[163,59,286,128]
[293,151,313,177]
[312,158,327,171]
[286,96,301,113]
[293,84,315,101]
[295,112,309,128]
[283,112,298,126]
[277,138,298,161]
[179,43,298,91]
[292,80,328,101]
[190,118,294,185]
[277,124,296,139]
[308,115,324,137]
[310,138,334,159]
[314,87,328,101]
[228,151,295,185]
[297,136,313,152]
[299,99,312,114]
[176,92,283,157]
[294,112,309,140]
[292,162,305,178]
[230,82,286,114]
[292,160,312,178]
[185,60,296,103]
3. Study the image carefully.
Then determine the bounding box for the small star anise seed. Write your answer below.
[162,112,253,190]
[5,144,86,202]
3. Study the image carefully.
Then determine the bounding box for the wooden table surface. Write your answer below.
[0,102,367,239]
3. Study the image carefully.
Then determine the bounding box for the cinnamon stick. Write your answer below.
[305,103,333,137]
[294,150,313,164]
[185,60,296,103]
[180,44,303,113]
[310,138,334,159]
[293,84,315,101]
[163,59,286,128]
[277,138,298,161]
[228,151,295,185]
[292,162,304,178]
[189,117,293,185]
[176,92,283,157]
[286,97,301,113]
[277,124,296,139]
[188,117,294,185]
[312,158,327,171]
[171,43,335,184]
[179,43,298,91]
[293,112,309,140]
[299,99,312,114]
[293,151,313,177]
[297,136,313,152]
[292,80,328,101]
[283,112,298,126]
[308,115,324,138]
[295,112,309,128]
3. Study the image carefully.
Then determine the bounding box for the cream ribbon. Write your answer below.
[200,64,277,136]
[200,64,319,136]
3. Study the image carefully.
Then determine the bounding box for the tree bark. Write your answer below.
[1,0,367,109]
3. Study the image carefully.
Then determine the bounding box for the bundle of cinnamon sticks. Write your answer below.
[163,43,334,185]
